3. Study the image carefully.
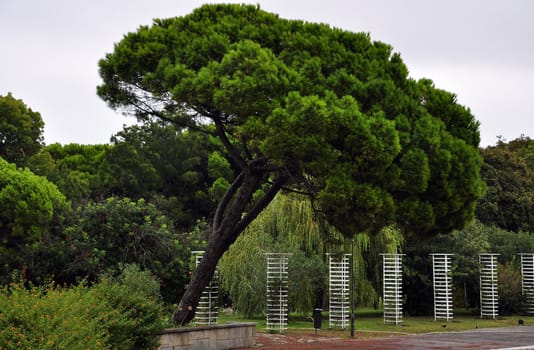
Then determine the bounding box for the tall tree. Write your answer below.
[99,122,216,229]
[0,93,44,166]
[41,143,109,204]
[97,4,484,324]
[0,157,68,284]
[476,137,534,232]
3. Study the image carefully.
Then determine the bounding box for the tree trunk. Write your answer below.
[171,168,287,325]
[170,226,234,325]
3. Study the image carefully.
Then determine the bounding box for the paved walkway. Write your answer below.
[243,326,534,350]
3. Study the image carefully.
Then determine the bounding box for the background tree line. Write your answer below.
[2,91,534,317]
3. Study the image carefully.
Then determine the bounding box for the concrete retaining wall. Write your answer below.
[158,323,256,350]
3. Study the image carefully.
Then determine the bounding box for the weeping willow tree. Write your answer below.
[218,193,325,316]
[363,226,405,307]
[218,193,403,316]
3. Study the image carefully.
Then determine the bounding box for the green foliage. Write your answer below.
[218,223,271,317]
[219,194,404,316]
[209,177,231,201]
[94,266,164,350]
[486,228,534,262]
[65,197,173,275]
[403,221,534,316]
[477,136,534,232]
[450,224,533,311]
[287,250,326,311]
[0,157,68,241]
[0,93,44,166]
[359,226,404,307]
[208,151,233,181]
[0,267,164,349]
[0,157,69,284]
[1,151,206,301]
[484,227,534,314]
[403,254,434,316]
[404,221,491,315]
[0,282,109,349]
[63,197,193,302]
[207,150,233,201]
[498,262,525,315]
[98,4,484,240]
[26,149,55,177]
[219,194,326,316]
[108,264,163,302]
[30,122,219,231]
[100,122,217,229]
[37,143,109,204]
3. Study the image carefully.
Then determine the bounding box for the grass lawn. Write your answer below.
[219,309,534,339]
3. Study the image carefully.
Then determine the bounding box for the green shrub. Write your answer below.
[96,264,165,350]
[0,268,164,349]
[498,262,525,315]
[0,282,109,349]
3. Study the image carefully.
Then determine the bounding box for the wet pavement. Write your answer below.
[243,326,534,350]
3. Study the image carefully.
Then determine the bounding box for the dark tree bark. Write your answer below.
[171,166,288,325]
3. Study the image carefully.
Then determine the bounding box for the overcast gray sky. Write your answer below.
[1,0,533,147]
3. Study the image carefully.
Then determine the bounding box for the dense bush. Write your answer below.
[93,266,165,350]
[63,197,199,303]
[0,265,164,349]
[498,262,525,315]
[0,157,69,285]
[0,282,109,349]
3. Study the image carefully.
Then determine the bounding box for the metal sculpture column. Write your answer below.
[327,253,351,329]
[431,254,454,321]
[519,253,534,315]
[265,253,290,332]
[192,251,219,325]
[381,253,404,325]
[479,253,499,319]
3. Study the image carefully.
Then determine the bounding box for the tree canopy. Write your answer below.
[36,143,110,204]
[100,122,216,229]
[0,93,44,166]
[0,157,68,283]
[97,4,484,324]
[476,136,534,232]
[0,157,68,245]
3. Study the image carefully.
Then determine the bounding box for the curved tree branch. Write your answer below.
[213,115,247,170]
[234,173,289,234]
[213,171,245,231]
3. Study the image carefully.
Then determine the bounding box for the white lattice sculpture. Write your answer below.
[519,253,534,315]
[327,254,351,329]
[381,253,404,325]
[192,251,219,325]
[265,253,290,332]
[431,254,454,321]
[479,253,499,319]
